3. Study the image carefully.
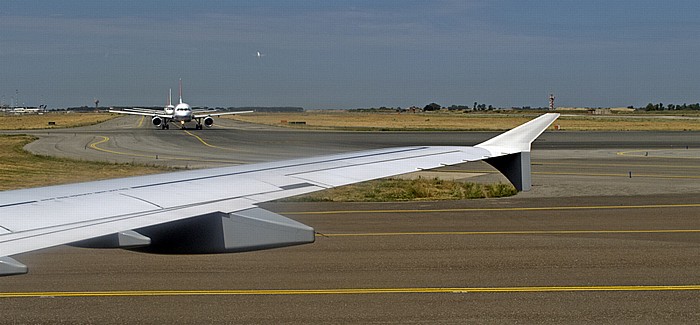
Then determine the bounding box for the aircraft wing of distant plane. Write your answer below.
[0,113,558,275]
[192,110,254,118]
[124,107,163,113]
[108,108,171,118]
[108,108,253,119]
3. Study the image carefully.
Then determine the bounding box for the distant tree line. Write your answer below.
[642,103,700,111]
[423,102,495,111]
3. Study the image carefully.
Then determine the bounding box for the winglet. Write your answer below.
[475,113,559,154]
[475,113,559,191]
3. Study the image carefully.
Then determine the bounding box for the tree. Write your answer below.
[423,103,441,111]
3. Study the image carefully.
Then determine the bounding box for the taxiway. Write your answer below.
[1,115,699,323]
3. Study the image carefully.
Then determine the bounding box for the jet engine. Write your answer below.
[152,116,163,126]
[203,116,214,128]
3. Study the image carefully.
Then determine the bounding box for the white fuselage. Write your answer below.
[173,103,193,122]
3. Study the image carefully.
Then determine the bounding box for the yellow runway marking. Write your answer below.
[533,161,700,169]
[89,136,154,158]
[318,229,700,237]
[439,169,700,179]
[533,171,700,179]
[617,149,700,159]
[136,116,145,128]
[2,285,699,298]
[182,130,218,148]
[88,136,246,164]
[181,130,240,152]
[283,203,700,215]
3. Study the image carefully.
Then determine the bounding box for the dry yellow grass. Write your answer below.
[227,111,700,131]
[0,113,116,130]
[0,135,169,190]
[227,111,533,131]
[283,177,516,202]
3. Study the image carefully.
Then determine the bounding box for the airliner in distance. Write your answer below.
[109,80,252,130]
[120,88,176,116]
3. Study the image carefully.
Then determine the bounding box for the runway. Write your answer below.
[2,115,700,323]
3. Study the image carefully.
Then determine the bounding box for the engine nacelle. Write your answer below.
[152,116,163,126]
[203,116,214,128]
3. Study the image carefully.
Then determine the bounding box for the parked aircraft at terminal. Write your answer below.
[0,113,559,276]
[109,80,252,129]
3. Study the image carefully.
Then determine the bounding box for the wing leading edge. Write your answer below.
[0,113,558,275]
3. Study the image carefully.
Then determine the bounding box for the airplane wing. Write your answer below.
[124,107,163,113]
[108,108,172,119]
[0,113,558,275]
[193,110,254,119]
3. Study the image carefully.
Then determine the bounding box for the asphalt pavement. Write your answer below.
[1,115,699,323]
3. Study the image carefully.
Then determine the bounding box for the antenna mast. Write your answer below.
[549,94,555,110]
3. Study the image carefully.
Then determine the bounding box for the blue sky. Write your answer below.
[1,0,699,109]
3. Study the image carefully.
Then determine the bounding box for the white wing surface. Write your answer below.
[0,113,558,275]
[193,110,253,118]
[108,108,172,119]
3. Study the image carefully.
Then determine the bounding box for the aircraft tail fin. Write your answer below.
[178,79,183,104]
[475,113,559,191]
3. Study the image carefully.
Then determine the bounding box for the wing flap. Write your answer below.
[0,192,159,232]
[0,198,255,257]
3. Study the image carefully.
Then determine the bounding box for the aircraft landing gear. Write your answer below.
[161,123,169,130]
[195,123,203,130]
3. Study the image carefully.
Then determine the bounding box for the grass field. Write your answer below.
[227,110,700,131]
[0,135,169,190]
[283,177,516,202]
[0,113,115,130]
